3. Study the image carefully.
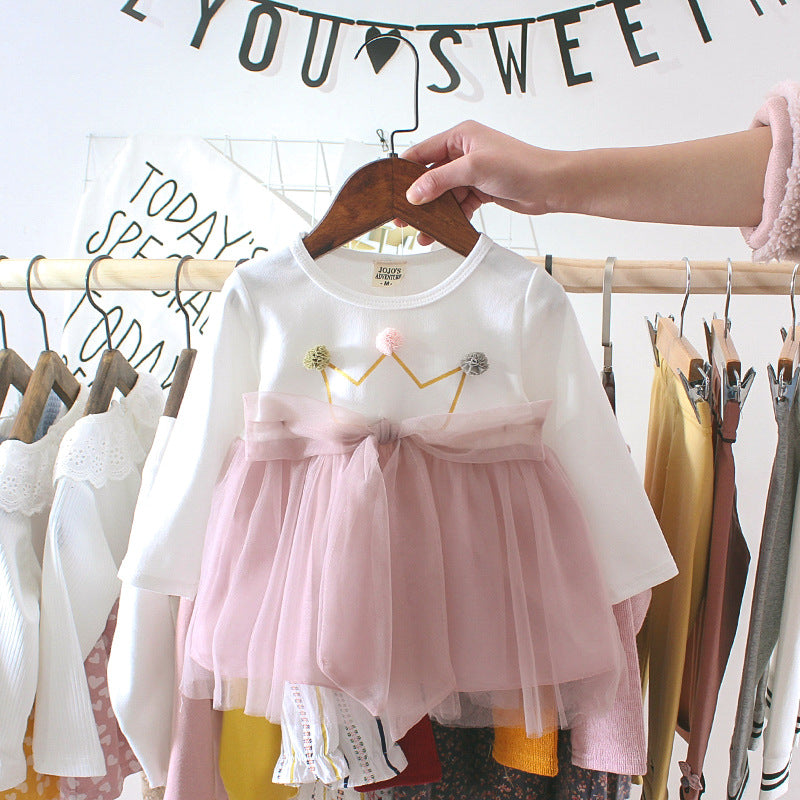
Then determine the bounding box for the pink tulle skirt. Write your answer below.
[181,392,624,742]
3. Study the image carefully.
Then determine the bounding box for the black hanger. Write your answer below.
[164,256,197,419]
[302,32,480,260]
[84,255,139,415]
[9,256,82,443]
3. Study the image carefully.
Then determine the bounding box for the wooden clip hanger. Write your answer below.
[647,258,706,383]
[164,256,198,419]
[702,260,755,411]
[302,32,480,261]
[9,256,81,443]
[645,257,709,423]
[83,255,138,416]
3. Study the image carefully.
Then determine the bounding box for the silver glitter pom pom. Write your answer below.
[460,351,489,376]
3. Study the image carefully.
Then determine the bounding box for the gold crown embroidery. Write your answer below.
[302,328,489,413]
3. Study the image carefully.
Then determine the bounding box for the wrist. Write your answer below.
[541,149,590,216]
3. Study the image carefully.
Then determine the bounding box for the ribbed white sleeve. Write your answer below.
[108,416,178,788]
[119,272,261,598]
[0,512,42,790]
[521,267,677,604]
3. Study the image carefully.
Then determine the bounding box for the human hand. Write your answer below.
[394,120,563,245]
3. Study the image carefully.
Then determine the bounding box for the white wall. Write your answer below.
[4,2,800,798]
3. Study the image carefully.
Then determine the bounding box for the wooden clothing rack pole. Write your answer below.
[0,257,798,295]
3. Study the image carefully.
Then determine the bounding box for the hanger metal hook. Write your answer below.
[724,257,733,339]
[680,256,692,339]
[354,32,419,157]
[174,255,194,350]
[85,255,113,351]
[0,256,7,351]
[792,263,799,342]
[27,255,49,351]
[602,256,615,372]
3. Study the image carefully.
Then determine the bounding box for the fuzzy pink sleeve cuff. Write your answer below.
[741,81,800,262]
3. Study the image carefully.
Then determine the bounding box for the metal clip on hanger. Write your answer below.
[770,263,800,407]
[164,255,198,419]
[9,256,82,443]
[302,32,480,259]
[0,255,33,412]
[84,254,139,415]
[702,258,755,415]
[601,257,616,410]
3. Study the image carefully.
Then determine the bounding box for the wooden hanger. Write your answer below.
[0,258,33,411]
[9,256,81,443]
[303,32,480,260]
[83,255,139,415]
[0,345,33,414]
[164,256,197,418]
[303,156,480,259]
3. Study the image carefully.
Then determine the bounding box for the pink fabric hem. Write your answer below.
[181,392,625,744]
[741,81,800,262]
[570,589,650,775]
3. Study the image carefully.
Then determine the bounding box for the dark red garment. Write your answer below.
[355,716,442,790]
[676,367,751,800]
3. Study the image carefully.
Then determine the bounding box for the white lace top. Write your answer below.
[0,387,88,791]
[30,374,163,777]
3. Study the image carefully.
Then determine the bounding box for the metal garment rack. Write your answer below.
[0,256,796,294]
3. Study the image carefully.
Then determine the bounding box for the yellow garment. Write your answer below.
[492,727,559,776]
[1,714,59,800]
[219,710,294,800]
[637,359,714,800]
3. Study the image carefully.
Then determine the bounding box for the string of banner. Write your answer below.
[119,0,786,94]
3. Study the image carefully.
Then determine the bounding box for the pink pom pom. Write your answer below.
[376,327,403,356]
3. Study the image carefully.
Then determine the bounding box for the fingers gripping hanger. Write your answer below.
[302,32,480,259]
[84,254,139,415]
[646,257,709,423]
[702,258,755,415]
[9,256,82,443]
[164,256,198,419]
[771,263,800,406]
[0,256,33,412]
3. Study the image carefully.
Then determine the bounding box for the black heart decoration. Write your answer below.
[364,26,401,74]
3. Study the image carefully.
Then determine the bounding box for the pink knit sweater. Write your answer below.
[742,81,800,262]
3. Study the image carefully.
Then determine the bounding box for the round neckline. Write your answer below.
[289,231,493,309]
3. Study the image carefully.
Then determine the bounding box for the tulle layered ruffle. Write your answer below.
[181,392,624,742]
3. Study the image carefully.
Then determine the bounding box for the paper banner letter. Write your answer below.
[299,10,354,88]
[240,1,289,71]
[421,26,468,93]
[121,0,146,22]
[478,18,535,95]
[190,0,228,48]
[539,5,594,87]
[597,0,659,66]
[686,0,712,42]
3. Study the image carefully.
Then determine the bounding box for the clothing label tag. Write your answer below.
[372,261,407,287]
